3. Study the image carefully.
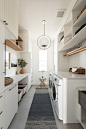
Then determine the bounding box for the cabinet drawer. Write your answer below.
[0,107,4,126]
[0,93,4,110]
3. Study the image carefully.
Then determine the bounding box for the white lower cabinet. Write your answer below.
[0,121,4,129]
[28,74,31,91]
[0,107,4,126]
[5,83,18,129]
[0,93,4,110]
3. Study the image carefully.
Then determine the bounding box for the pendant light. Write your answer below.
[37,20,51,50]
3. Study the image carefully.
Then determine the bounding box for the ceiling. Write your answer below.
[18,0,73,41]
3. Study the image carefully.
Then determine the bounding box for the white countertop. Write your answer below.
[51,71,86,79]
[4,73,31,91]
[76,87,86,91]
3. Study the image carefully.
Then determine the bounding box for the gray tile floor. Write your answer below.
[8,86,84,129]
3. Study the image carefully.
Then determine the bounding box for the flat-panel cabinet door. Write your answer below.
[28,75,31,91]
[4,0,8,25]
[0,0,4,22]
[5,84,18,129]
[11,0,18,39]
[4,0,11,31]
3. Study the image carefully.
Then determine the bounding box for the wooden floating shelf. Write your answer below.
[64,45,86,57]
[6,40,23,51]
[16,34,23,41]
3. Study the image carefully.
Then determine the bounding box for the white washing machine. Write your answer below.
[49,72,54,99]
[52,74,63,120]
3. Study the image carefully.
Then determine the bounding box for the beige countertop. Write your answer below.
[4,73,31,91]
[76,87,86,91]
[51,71,86,79]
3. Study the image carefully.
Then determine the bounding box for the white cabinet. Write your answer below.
[19,31,32,52]
[28,74,32,91]
[0,0,18,39]
[0,92,4,128]
[0,107,4,126]
[0,0,4,22]
[0,121,4,129]
[10,0,18,39]
[0,93,4,110]
[0,92,5,127]
[0,22,5,94]
[5,83,18,129]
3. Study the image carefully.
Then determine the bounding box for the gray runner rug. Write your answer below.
[25,88,57,129]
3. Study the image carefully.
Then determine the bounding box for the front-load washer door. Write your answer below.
[53,83,56,101]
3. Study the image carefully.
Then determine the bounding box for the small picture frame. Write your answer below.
[9,53,18,69]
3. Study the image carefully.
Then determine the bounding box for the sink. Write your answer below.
[79,91,86,110]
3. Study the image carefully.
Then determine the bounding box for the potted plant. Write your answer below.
[18,59,28,74]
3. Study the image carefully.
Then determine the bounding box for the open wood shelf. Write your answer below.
[6,40,23,51]
[58,26,86,52]
[63,45,86,57]
[60,38,64,43]
[16,34,23,41]
[64,27,72,37]
[73,9,86,27]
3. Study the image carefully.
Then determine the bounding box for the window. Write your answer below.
[39,50,47,71]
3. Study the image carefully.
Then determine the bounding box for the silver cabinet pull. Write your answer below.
[5,23,8,25]
[3,21,6,23]
[9,84,16,91]
[0,111,3,115]
[0,96,3,98]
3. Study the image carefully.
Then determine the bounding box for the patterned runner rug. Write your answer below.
[25,88,57,129]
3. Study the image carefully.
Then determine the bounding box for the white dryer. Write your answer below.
[52,74,63,120]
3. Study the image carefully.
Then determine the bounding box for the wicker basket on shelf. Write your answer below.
[73,67,85,74]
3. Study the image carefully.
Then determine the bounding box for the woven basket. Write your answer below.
[5,77,13,86]
[73,67,85,74]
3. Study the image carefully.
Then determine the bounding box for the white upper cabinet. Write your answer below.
[0,0,4,22]
[18,31,32,52]
[0,0,18,39]
[10,0,18,39]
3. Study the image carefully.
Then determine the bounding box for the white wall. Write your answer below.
[32,41,54,85]
[20,52,31,73]
[6,46,20,76]
[69,50,86,69]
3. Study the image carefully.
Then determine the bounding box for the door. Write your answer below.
[5,84,18,129]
